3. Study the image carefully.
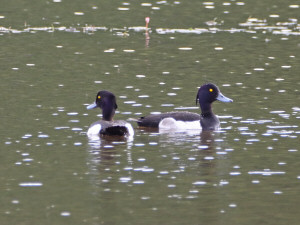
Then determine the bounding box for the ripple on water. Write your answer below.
[19,182,43,187]
[117,7,129,11]
[22,134,32,139]
[67,112,79,116]
[133,167,154,173]
[60,211,71,216]
[138,95,149,98]
[161,104,174,107]
[178,47,193,51]
[230,172,241,176]
[104,48,115,53]
[133,180,145,184]
[246,138,260,142]
[248,170,285,176]
[72,128,83,131]
[167,93,177,96]
[159,171,169,175]
[55,126,70,130]
[192,181,207,186]
[38,134,49,138]
[124,101,136,104]
[119,177,131,183]
[219,180,229,186]
[123,49,135,53]
[73,142,82,146]
[229,203,237,208]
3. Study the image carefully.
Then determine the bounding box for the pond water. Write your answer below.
[0,0,300,224]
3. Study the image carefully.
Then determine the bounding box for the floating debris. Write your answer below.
[0,18,300,36]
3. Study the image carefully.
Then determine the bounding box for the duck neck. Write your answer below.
[102,105,115,121]
[200,101,213,117]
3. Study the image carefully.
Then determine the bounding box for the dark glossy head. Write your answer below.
[87,90,118,121]
[196,83,233,114]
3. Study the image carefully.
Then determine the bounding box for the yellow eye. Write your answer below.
[209,88,213,92]
[97,96,101,99]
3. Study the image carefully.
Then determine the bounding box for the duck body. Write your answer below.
[137,83,233,131]
[86,90,134,137]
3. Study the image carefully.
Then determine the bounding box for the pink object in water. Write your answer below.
[145,17,150,29]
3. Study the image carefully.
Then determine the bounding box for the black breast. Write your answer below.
[200,113,220,131]
[137,111,200,128]
[99,120,129,136]
[101,126,128,136]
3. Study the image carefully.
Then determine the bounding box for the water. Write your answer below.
[0,0,300,224]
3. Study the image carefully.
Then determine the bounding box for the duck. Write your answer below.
[137,83,233,131]
[86,90,134,137]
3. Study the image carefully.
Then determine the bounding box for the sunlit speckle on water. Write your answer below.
[19,182,43,187]
[60,211,71,217]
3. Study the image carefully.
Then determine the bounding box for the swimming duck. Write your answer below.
[137,83,233,131]
[86,90,134,137]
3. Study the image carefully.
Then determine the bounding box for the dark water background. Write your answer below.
[0,0,300,224]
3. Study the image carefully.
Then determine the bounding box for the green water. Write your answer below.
[0,0,300,224]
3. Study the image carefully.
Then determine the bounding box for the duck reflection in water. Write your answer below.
[87,137,133,168]
[145,17,150,47]
[199,131,216,169]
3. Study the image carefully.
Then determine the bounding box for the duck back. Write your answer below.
[137,111,200,128]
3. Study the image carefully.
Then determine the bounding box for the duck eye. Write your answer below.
[209,88,213,92]
[97,96,101,99]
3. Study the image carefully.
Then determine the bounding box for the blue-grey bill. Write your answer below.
[86,102,97,110]
[216,92,233,103]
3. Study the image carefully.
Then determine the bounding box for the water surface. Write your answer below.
[0,1,300,224]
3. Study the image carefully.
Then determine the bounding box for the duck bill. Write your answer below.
[86,102,97,110]
[216,92,233,103]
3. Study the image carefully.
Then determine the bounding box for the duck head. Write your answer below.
[87,90,118,121]
[196,83,233,115]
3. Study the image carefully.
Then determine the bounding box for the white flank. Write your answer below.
[87,124,101,137]
[159,118,201,131]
